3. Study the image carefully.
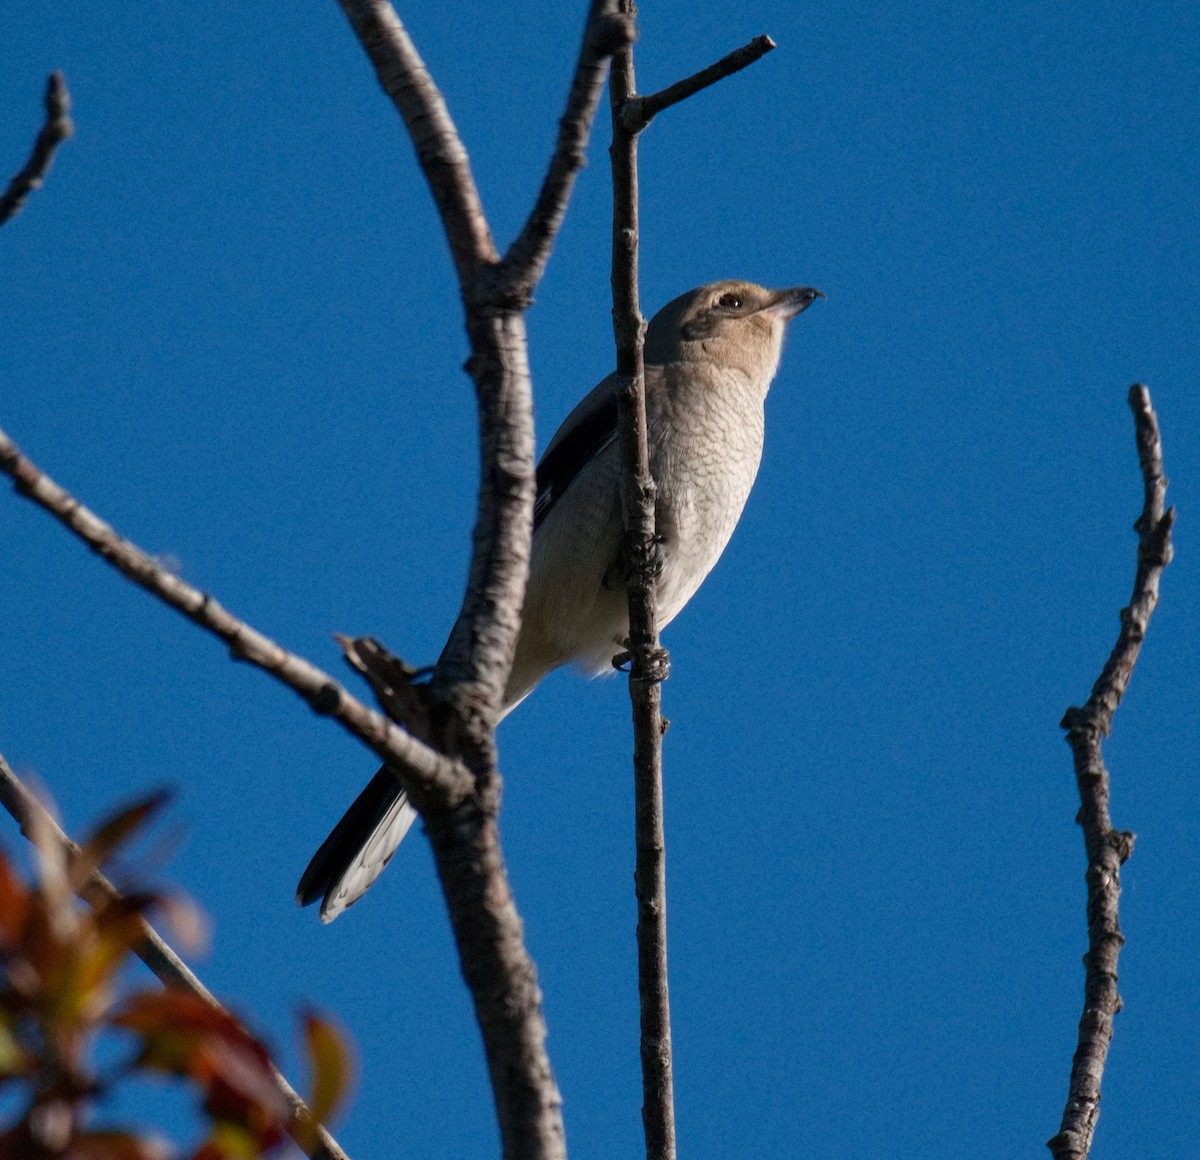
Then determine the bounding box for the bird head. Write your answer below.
[644,280,823,389]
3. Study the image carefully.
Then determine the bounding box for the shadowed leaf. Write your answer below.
[71,1129,170,1160]
[72,792,172,893]
[292,1011,352,1150]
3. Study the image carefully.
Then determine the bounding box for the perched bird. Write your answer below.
[298,279,822,921]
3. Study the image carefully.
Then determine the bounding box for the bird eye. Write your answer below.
[717,293,743,310]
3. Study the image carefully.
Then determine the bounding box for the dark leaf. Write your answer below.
[0,848,31,946]
[71,793,172,893]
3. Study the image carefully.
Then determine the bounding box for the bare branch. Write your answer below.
[0,425,473,816]
[0,753,349,1160]
[431,310,537,717]
[608,29,780,1159]
[502,1,634,295]
[334,1,498,282]
[1049,385,1174,1160]
[608,20,676,1160]
[0,72,73,228]
[1068,386,1174,732]
[619,35,776,133]
[330,5,627,1157]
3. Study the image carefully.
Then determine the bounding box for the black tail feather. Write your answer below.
[296,765,406,910]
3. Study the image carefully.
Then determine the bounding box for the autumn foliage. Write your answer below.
[0,794,349,1160]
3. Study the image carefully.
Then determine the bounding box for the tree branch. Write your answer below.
[334,1,498,283]
[331,6,628,1158]
[0,425,473,817]
[502,0,634,296]
[619,35,775,133]
[608,20,675,1160]
[0,753,349,1160]
[1048,384,1174,1160]
[0,72,73,228]
[608,23,778,1160]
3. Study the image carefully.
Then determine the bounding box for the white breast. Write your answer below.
[649,367,765,626]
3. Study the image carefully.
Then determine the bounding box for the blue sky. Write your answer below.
[2,2,1198,1157]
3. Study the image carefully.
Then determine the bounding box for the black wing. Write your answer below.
[533,390,619,530]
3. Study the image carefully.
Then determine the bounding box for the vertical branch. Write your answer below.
[608,27,776,1160]
[1048,385,1174,1160]
[429,308,564,1160]
[608,19,677,1160]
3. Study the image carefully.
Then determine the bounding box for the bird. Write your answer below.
[297,279,823,921]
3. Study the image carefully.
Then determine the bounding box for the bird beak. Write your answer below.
[763,286,825,320]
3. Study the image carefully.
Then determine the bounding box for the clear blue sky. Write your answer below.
[3,3,1198,1157]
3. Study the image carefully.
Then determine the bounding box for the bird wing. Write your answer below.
[534,372,620,530]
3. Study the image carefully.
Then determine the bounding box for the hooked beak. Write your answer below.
[764,286,825,321]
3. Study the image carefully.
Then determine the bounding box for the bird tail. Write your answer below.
[295,765,417,922]
[297,682,539,921]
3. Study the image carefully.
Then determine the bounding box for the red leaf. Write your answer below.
[0,848,31,945]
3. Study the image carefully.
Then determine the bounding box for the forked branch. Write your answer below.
[1049,385,1174,1160]
[332,6,630,1160]
[619,35,776,133]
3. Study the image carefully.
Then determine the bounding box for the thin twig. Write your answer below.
[0,72,73,227]
[608,17,675,1160]
[609,22,777,1160]
[619,35,775,133]
[1049,385,1174,1160]
[0,753,348,1160]
[502,0,634,296]
[0,425,473,816]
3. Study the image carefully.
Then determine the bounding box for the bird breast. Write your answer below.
[649,364,765,627]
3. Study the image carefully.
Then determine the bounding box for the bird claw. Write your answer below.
[641,646,671,683]
[611,645,670,683]
[648,535,667,580]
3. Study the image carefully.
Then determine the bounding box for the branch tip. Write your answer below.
[0,71,73,227]
[620,33,777,132]
[1051,385,1172,1160]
